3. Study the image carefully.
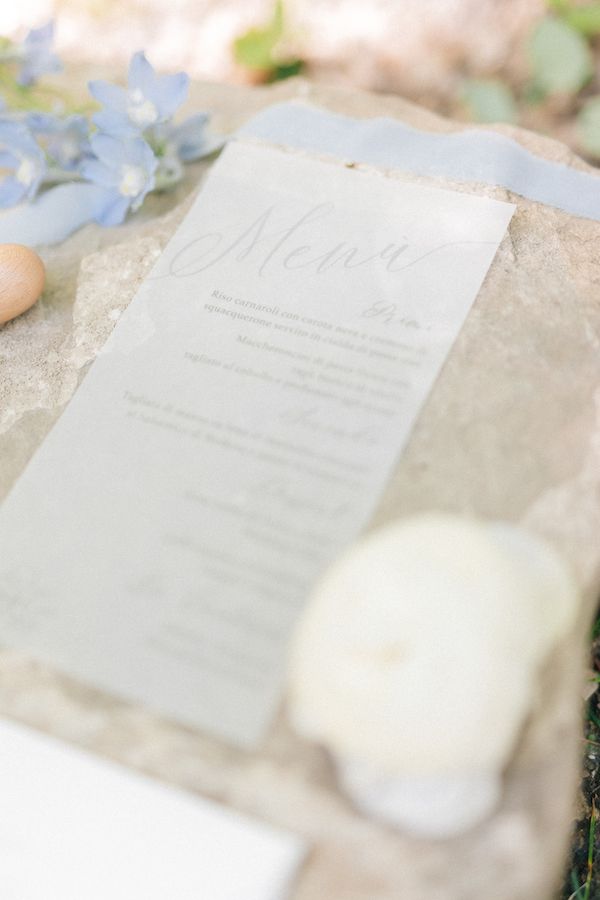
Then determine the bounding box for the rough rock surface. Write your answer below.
[0,78,600,899]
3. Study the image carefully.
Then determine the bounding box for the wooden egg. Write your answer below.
[0,243,45,326]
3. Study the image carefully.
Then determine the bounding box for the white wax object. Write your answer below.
[287,514,579,837]
[339,762,501,839]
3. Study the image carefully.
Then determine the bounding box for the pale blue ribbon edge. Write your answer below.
[237,101,600,223]
[2,103,598,248]
[0,135,225,248]
[0,181,111,247]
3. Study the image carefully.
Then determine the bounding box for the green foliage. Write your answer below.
[0,63,82,115]
[548,0,600,36]
[462,79,518,124]
[233,0,283,70]
[569,807,597,900]
[579,96,600,156]
[232,0,303,80]
[528,16,593,95]
[272,60,303,81]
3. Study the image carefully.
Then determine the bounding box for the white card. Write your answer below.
[0,718,304,900]
[0,141,514,746]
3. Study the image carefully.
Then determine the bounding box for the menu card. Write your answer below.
[0,718,304,899]
[0,141,514,746]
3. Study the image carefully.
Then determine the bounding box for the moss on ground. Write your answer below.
[562,613,600,899]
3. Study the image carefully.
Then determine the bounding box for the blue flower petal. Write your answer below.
[170,112,210,161]
[0,119,42,158]
[81,132,157,223]
[89,132,129,166]
[18,20,61,86]
[0,149,18,168]
[92,51,189,137]
[26,20,54,45]
[128,51,156,95]
[152,71,189,120]
[0,177,26,208]
[80,157,116,188]
[127,135,158,169]
[88,79,128,112]
[94,194,130,226]
[26,113,90,171]
[26,111,59,133]
[52,122,90,170]
[0,119,46,203]
[92,108,137,137]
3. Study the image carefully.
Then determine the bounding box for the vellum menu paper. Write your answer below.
[0,141,514,746]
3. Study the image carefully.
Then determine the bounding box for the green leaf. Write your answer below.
[578,96,600,156]
[521,81,547,105]
[233,0,285,71]
[546,0,600,36]
[462,79,518,124]
[272,59,304,82]
[564,3,600,36]
[528,16,593,95]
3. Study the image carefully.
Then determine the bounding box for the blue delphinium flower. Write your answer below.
[89,51,219,172]
[80,133,157,225]
[0,119,45,206]
[169,111,214,161]
[89,51,189,136]
[0,46,222,239]
[17,21,61,86]
[27,112,91,172]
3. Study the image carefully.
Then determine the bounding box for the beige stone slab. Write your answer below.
[0,78,599,899]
